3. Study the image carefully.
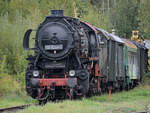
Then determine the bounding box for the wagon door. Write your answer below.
[108,40,116,81]
[118,44,125,79]
[133,54,138,79]
[128,52,138,79]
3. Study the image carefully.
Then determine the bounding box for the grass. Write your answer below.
[0,73,37,109]
[20,85,150,113]
[0,94,36,109]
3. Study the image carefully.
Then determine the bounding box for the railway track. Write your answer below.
[0,104,32,113]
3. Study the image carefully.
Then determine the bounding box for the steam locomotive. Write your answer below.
[23,10,148,103]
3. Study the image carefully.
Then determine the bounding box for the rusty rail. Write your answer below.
[0,104,32,113]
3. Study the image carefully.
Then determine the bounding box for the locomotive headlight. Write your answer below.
[69,70,75,77]
[33,70,39,77]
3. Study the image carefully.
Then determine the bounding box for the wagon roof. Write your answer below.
[122,39,137,49]
[109,34,124,44]
[94,27,110,39]
[81,21,97,33]
[94,27,125,43]
[131,41,147,50]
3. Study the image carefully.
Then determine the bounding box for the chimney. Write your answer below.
[112,29,115,35]
[50,10,64,17]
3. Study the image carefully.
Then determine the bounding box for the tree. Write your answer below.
[138,0,150,39]
[0,0,10,15]
[110,0,139,38]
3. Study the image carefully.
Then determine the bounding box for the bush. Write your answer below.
[141,73,150,86]
[0,14,30,95]
[0,73,22,96]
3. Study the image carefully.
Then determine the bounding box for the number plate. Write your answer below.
[45,44,63,50]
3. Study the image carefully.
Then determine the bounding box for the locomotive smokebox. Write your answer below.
[51,10,64,17]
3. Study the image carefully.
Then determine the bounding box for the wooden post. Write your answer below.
[109,87,111,103]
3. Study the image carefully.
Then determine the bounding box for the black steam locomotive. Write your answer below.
[23,10,100,103]
[23,10,148,103]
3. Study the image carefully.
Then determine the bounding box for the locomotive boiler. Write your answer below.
[23,10,100,103]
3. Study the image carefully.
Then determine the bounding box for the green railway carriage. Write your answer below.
[122,39,139,81]
[92,26,147,91]
[109,34,125,82]
[132,41,148,81]
[96,27,126,89]
[122,39,148,87]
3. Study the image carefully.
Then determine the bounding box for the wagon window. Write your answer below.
[98,35,101,41]
[134,55,137,65]
[129,55,132,64]
[98,34,106,48]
